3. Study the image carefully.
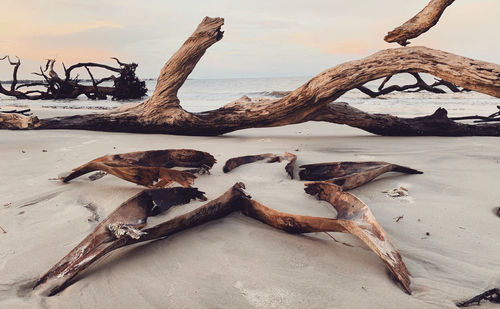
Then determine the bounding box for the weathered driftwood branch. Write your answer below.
[0,56,146,100]
[60,149,216,187]
[223,152,297,178]
[311,103,500,136]
[356,72,469,98]
[33,186,209,296]
[450,106,500,123]
[34,182,411,296]
[0,16,499,136]
[299,161,422,190]
[385,0,455,46]
[457,288,500,307]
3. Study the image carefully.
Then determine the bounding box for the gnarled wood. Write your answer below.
[312,103,500,136]
[61,149,216,187]
[35,181,411,295]
[303,182,411,293]
[385,0,455,46]
[33,187,208,296]
[0,56,146,100]
[299,161,422,190]
[223,152,297,178]
[0,17,499,136]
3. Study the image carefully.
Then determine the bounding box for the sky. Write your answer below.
[0,0,499,80]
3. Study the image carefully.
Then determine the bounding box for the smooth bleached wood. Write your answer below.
[385,0,455,46]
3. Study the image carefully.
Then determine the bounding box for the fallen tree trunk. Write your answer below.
[384,0,455,46]
[0,17,499,136]
[312,103,500,136]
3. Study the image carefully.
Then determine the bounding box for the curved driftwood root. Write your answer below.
[60,149,216,187]
[303,182,411,293]
[385,0,455,46]
[223,152,297,178]
[299,161,422,190]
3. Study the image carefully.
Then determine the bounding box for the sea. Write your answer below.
[1,74,498,118]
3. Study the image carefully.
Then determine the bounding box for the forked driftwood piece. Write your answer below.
[60,149,216,188]
[33,184,245,296]
[303,182,411,293]
[385,0,455,46]
[299,161,422,190]
[457,288,500,307]
[1,17,499,136]
[223,152,297,178]
[35,182,411,296]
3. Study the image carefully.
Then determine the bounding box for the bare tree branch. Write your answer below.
[385,0,455,46]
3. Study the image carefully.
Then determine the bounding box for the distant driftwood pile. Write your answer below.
[0,57,147,100]
[1,0,499,135]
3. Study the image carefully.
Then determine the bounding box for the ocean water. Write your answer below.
[1,74,498,118]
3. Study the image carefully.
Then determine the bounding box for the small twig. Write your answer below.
[323,232,354,247]
[457,288,500,307]
[0,225,6,233]
[394,215,404,223]
[0,108,31,114]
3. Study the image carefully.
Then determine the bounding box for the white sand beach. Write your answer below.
[1,107,499,308]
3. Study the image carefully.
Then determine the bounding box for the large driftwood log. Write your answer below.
[384,0,455,46]
[1,17,499,136]
[312,104,500,136]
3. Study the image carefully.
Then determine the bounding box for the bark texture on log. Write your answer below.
[1,16,499,136]
[313,103,500,136]
[384,0,455,46]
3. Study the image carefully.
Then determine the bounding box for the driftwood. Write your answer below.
[0,57,146,100]
[384,0,455,46]
[450,106,500,124]
[457,288,500,307]
[314,104,500,136]
[0,16,499,136]
[303,182,411,293]
[299,161,422,190]
[34,182,411,295]
[60,149,216,188]
[33,187,208,296]
[356,72,469,98]
[223,152,297,178]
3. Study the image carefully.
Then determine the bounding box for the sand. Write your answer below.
[1,108,499,308]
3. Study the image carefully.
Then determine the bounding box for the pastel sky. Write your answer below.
[1,0,498,80]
